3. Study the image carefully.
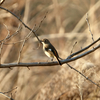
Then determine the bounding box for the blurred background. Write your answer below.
[0,0,100,100]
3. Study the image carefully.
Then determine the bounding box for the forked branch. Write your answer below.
[0,6,47,43]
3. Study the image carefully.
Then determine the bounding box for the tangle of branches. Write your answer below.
[0,1,100,99]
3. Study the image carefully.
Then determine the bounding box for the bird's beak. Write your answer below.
[40,40,43,44]
[40,40,43,42]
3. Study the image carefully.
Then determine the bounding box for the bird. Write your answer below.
[41,39,62,65]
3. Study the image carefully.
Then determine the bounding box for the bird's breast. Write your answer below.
[44,49,54,58]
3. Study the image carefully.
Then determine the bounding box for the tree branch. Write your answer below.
[0,25,22,43]
[0,92,14,100]
[67,37,100,59]
[0,43,99,68]
[67,64,100,88]
[86,13,94,42]
[17,27,35,63]
[0,6,47,43]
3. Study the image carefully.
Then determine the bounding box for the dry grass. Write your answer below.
[0,0,100,100]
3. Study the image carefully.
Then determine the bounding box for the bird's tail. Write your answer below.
[56,57,62,65]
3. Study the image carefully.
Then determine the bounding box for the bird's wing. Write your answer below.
[51,47,62,65]
[50,45,59,58]
[47,45,62,65]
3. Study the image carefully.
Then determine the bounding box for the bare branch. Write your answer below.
[67,63,100,88]
[67,37,100,59]
[3,40,24,45]
[0,6,47,43]
[3,87,17,94]
[86,13,94,42]
[0,41,4,64]
[5,25,22,42]
[0,43,99,68]
[17,39,26,63]
[17,27,35,63]
[35,11,48,32]
[0,92,14,100]
[0,87,17,100]
[66,44,100,62]
[70,41,77,55]
[0,24,22,43]
[3,25,36,45]
[0,25,11,64]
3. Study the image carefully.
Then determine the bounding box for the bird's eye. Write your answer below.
[45,39,47,43]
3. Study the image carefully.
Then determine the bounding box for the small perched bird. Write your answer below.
[41,39,62,65]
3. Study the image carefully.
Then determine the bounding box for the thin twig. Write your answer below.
[3,87,17,94]
[0,41,4,64]
[67,37,100,59]
[3,40,25,45]
[0,6,47,43]
[70,41,77,55]
[0,25,10,64]
[0,6,40,42]
[0,11,45,46]
[17,27,35,63]
[33,42,41,50]
[17,39,26,63]
[67,44,100,62]
[67,63,100,88]
[35,11,48,32]
[0,92,14,100]
[0,24,22,44]
[86,13,94,42]
[5,25,22,42]
[3,24,10,37]
[3,25,35,45]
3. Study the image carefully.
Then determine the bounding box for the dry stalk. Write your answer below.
[0,92,14,100]
[0,24,11,64]
[17,27,35,63]
[0,6,48,43]
[86,13,94,42]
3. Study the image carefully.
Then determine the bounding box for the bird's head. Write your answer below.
[41,39,50,44]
